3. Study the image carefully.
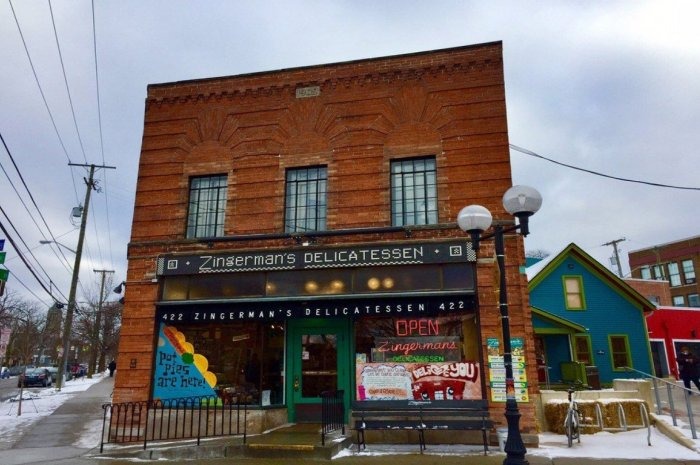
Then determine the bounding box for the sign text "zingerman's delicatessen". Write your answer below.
[157,240,476,276]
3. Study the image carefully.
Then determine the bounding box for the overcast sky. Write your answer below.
[1,1,698,306]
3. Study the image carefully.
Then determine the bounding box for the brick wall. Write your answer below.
[115,42,539,433]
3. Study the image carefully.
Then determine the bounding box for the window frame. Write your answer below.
[682,259,696,284]
[284,166,328,233]
[186,174,228,239]
[673,295,685,306]
[562,276,586,310]
[608,334,632,371]
[573,334,593,365]
[668,262,681,287]
[688,294,700,308]
[390,156,438,227]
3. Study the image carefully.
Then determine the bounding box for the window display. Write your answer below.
[153,321,284,406]
[354,315,482,401]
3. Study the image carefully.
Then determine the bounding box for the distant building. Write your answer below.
[623,278,672,306]
[628,235,700,308]
[646,306,700,379]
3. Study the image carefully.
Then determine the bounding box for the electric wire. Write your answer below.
[510,144,700,191]
[0,216,65,303]
[0,131,74,273]
[91,0,115,267]
[48,0,89,164]
[0,205,69,302]
[8,0,81,205]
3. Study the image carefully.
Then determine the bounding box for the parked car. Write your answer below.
[18,367,53,388]
[0,367,9,379]
[39,366,59,383]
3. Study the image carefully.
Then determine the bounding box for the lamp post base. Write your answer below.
[503,398,528,465]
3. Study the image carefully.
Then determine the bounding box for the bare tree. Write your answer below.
[5,300,45,368]
[525,249,550,260]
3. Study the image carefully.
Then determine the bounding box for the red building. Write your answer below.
[646,306,700,379]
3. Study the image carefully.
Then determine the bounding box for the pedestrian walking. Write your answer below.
[108,359,116,377]
[677,346,700,393]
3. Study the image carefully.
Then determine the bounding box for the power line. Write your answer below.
[48,0,88,164]
[8,0,81,206]
[0,131,74,273]
[510,144,700,191]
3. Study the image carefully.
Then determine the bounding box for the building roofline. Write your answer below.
[146,41,502,91]
[628,234,700,254]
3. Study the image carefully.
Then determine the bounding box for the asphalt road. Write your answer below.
[0,376,50,402]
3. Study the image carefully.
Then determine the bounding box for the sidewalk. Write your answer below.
[4,377,700,465]
[4,375,113,465]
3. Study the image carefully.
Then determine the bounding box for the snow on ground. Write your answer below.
[0,373,104,450]
[3,373,700,460]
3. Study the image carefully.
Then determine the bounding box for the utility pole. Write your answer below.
[88,269,114,378]
[602,237,626,278]
[56,163,115,390]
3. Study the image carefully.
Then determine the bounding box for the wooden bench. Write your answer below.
[351,399,493,454]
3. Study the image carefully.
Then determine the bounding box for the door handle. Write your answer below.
[293,376,300,391]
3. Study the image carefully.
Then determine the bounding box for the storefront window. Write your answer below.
[354,314,482,402]
[153,321,284,406]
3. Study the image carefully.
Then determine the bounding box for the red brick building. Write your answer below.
[628,235,700,308]
[114,42,539,444]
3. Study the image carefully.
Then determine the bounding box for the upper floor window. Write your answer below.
[668,262,681,287]
[652,264,666,280]
[673,295,685,306]
[683,259,696,284]
[285,166,327,233]
[640,266,651,280]
[563,276,586,310]
[390,157,437,226]
[186,175,227,239]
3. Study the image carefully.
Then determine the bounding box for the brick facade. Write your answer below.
[115,42,539,439]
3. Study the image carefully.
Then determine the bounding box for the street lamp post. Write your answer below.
[457,185,542,465]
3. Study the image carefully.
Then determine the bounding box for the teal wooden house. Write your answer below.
[527,243,654,388]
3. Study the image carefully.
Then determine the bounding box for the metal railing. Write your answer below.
[623,366,697,439]
[100,395,247,452]
[321,389,345,446]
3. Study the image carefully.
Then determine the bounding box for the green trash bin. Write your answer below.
[560,361,587,385]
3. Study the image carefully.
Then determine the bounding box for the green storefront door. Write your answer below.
[287,318,351,422]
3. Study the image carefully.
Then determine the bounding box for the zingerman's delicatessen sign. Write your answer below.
[155,240,478,320]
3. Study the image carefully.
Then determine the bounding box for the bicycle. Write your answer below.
[564,386,581,447]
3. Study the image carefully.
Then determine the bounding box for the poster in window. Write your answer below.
[153,323,217,400]
[356,361,481,401]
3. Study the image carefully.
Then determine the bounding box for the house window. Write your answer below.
[186,175,227,238]
[609,335,631,371]
[640,266,651,280]
[390,157,438,226]
[563,276,585,310]
[284,166,327,233]
[688,294,700,308]
[668,262,681,287]
[682,260,696,284]
[573,335,592,365]
[673,295,685,306]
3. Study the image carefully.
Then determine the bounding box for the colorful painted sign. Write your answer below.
[153,323,217,400]
[487,337,529,402]
[356,361,481,401]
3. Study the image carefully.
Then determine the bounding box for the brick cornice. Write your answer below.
[146,47,502,108]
